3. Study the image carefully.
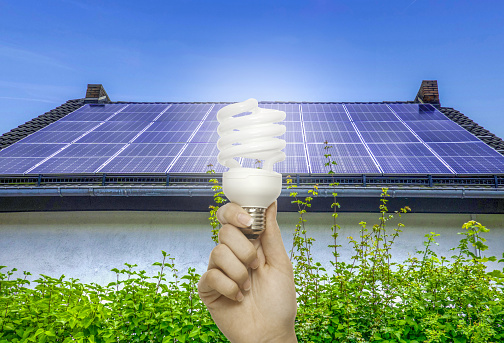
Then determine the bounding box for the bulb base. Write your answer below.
[239,207,266,239]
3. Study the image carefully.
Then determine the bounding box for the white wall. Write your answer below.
[1,211,503,286]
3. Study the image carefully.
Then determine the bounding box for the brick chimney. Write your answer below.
[414,80,440,107]
[84,84,111,104]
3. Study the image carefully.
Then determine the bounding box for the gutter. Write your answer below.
[1,187,504,199]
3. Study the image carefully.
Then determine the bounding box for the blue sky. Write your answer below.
[0,0,503,138]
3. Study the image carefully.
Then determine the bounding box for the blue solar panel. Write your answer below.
[77,131,138,144]
[360,131,419,143]
[120,104,169,113]
[41,121,99,132]
[20,131,85,143]
[302,104,346,113]
[406,120,465,132]
[1,102,504,175]
[388,104,449,121]
[148,121,200,131]
[156,104,213,121]
[60,113,112,122]
[305,131,361,143]
[191,131,220,143]
[81,104,127,113]
[180,143,220,157]
[284,121,302,132]
[260,103,301,121]
[134,132,193,143]
[345,104,392,113]
[349,112,399,122]
[376,156,452,174]
[416,130,480,143]
[307,143,371,157]
[0,157,46,174]
[282,143,306,157]
[302,112,349,121]
[95,121,150,132]
[367,143,434,157]
[0,144,66,157]
[30,157,109,174]
[101,157,174,173]
[110,112,160,122]
[310,156,380,174]
[57,144,124,157]
[355,121,410,132]
[119,143,184,157]
[241,156,308,174]
[442,157,504,174]
[429,142,502,157]
[304,121,355,131]
[168,156,227,173]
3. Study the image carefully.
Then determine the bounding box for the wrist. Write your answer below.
[263,330,298,343]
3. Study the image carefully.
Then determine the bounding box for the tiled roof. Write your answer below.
[0,99,85,150]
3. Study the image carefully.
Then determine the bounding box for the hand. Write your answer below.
[198,202,298,343]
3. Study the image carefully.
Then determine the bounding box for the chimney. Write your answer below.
[414,80,440,107]
[84,84,111,104]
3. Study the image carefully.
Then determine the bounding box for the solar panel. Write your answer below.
[0,157,46,174]
[360,131,419,143]
[0,143,66,157]
[376,156,452,174]
[101,157,174,173]
[355,121,410,132]
[21,131,86,143]
[94,121,149,132]
[120,143,184,157]
[31,157,109,174]
[367,143,434,157]
[57,144,124,157]
[1,102,504,175]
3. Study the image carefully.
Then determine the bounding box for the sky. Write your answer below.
[0,0,503,138]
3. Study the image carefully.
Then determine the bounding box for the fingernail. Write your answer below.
[236,291,244,302]
[243,279,251,291]
[250,258,259,270]
[238,213,254,227]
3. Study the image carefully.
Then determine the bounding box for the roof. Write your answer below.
[1,81,503,214]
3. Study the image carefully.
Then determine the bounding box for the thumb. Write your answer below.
[260,201,290,267]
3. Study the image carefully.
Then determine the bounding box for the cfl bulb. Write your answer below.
[217,99,286,239]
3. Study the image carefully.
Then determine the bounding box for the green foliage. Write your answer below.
[0,252,227,342]
[291,189,504,342]
[206,164,227,244]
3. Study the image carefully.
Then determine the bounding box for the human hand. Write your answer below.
[198,202,298,343]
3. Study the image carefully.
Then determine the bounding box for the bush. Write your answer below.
[289,188,504,342]
[0,251,225,342]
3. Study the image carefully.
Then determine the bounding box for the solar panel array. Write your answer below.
[1,102,504,175]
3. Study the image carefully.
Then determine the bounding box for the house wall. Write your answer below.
[1,210,503,286]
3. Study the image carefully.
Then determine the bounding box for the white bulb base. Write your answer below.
[222,168,282,240]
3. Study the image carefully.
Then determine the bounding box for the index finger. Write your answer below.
[216,202,254,228]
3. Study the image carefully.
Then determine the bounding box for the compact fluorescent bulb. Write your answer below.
[217,99,286,239]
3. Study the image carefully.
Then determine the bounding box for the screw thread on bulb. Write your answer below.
[239,207,266,239]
